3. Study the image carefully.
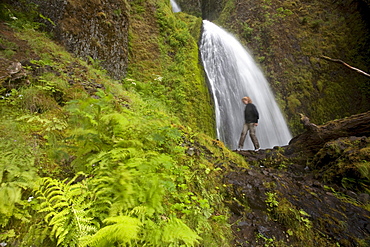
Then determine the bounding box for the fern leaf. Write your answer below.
[38,201,52,210]
[48,194,67,204]
[79,216,142,247]
[44,186,63,197]
[52,201,69,209]
[36,176,97,246]
[162,218,201,246]
[44,211,56,223]
[55,225,69,246]
[49,209,70,226]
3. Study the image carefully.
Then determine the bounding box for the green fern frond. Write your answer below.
[46,191,65,202]
[36,176,98,246]
[162,218,201,246]
[79,215,142,247]
[100,112,130,138]
[43,211,56,223]
[130,205,151,221]
[39,201,53,210]
[49,208,70,227]
[51,200,69,209]
[108,147,138,161]
[114,139,144,149]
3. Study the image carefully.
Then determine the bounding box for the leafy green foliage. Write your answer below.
[265,192,318,244]
[0,1,44,30]
[80,216,142,246]
[162,218,201,246]
[0,138,38,227]
[37,176,97,246]
[30,88,206,246]
[0,1,240,246]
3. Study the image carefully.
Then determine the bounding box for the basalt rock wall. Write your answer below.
[30,0,130,80]
[176,0,224,20]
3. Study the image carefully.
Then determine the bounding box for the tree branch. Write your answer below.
[320,55,370,78]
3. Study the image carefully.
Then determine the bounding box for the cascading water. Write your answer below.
[170,0,181,13]
[200,20,292,150]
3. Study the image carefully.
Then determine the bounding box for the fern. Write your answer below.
[162,218,201,246]
[59,90,205,246]
[36,176,98,246]
[89,159,135,218]
[81,142,202,246]
[66,93,134,173]
[80,216,142,247]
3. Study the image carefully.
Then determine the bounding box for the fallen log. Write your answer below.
[286,111,370,156]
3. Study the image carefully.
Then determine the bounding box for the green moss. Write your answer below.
[218,0,237,25]
[127,1,215,137]
[0,38,18,59]
[313,137,370,193]
[264,191,341,246]
[287,94,301,114]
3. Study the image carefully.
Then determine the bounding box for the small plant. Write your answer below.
[20,86,59,113]
[276,7,293,18]
[0,37,18,59]
[265,192,279,211]
[256,232,275,247]
[242,22,254,39]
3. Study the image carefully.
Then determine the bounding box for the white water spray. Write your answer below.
[170,0,181,13]
[200,20,292,150]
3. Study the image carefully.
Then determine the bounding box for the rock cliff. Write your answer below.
[26,0,129,79]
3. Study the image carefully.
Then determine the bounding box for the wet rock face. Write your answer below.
[312,136,370,191]
[225,158,370,246]
[229,113,370,246]
[177,0,223,20]
[175,0,202,17]
[31,0,130,79]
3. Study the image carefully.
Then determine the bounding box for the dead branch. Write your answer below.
[320,55,370,78]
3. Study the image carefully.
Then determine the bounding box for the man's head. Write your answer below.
[242,97,252,104]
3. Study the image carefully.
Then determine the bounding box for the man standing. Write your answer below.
[238,97,260,151]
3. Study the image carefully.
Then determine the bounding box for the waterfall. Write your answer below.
[170,0,181,13]
[200,20,292,150]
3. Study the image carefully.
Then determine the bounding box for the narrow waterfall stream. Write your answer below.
[200,20,292,150]
[170,0,181,13]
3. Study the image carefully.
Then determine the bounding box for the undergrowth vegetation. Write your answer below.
[0,2,246,246]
